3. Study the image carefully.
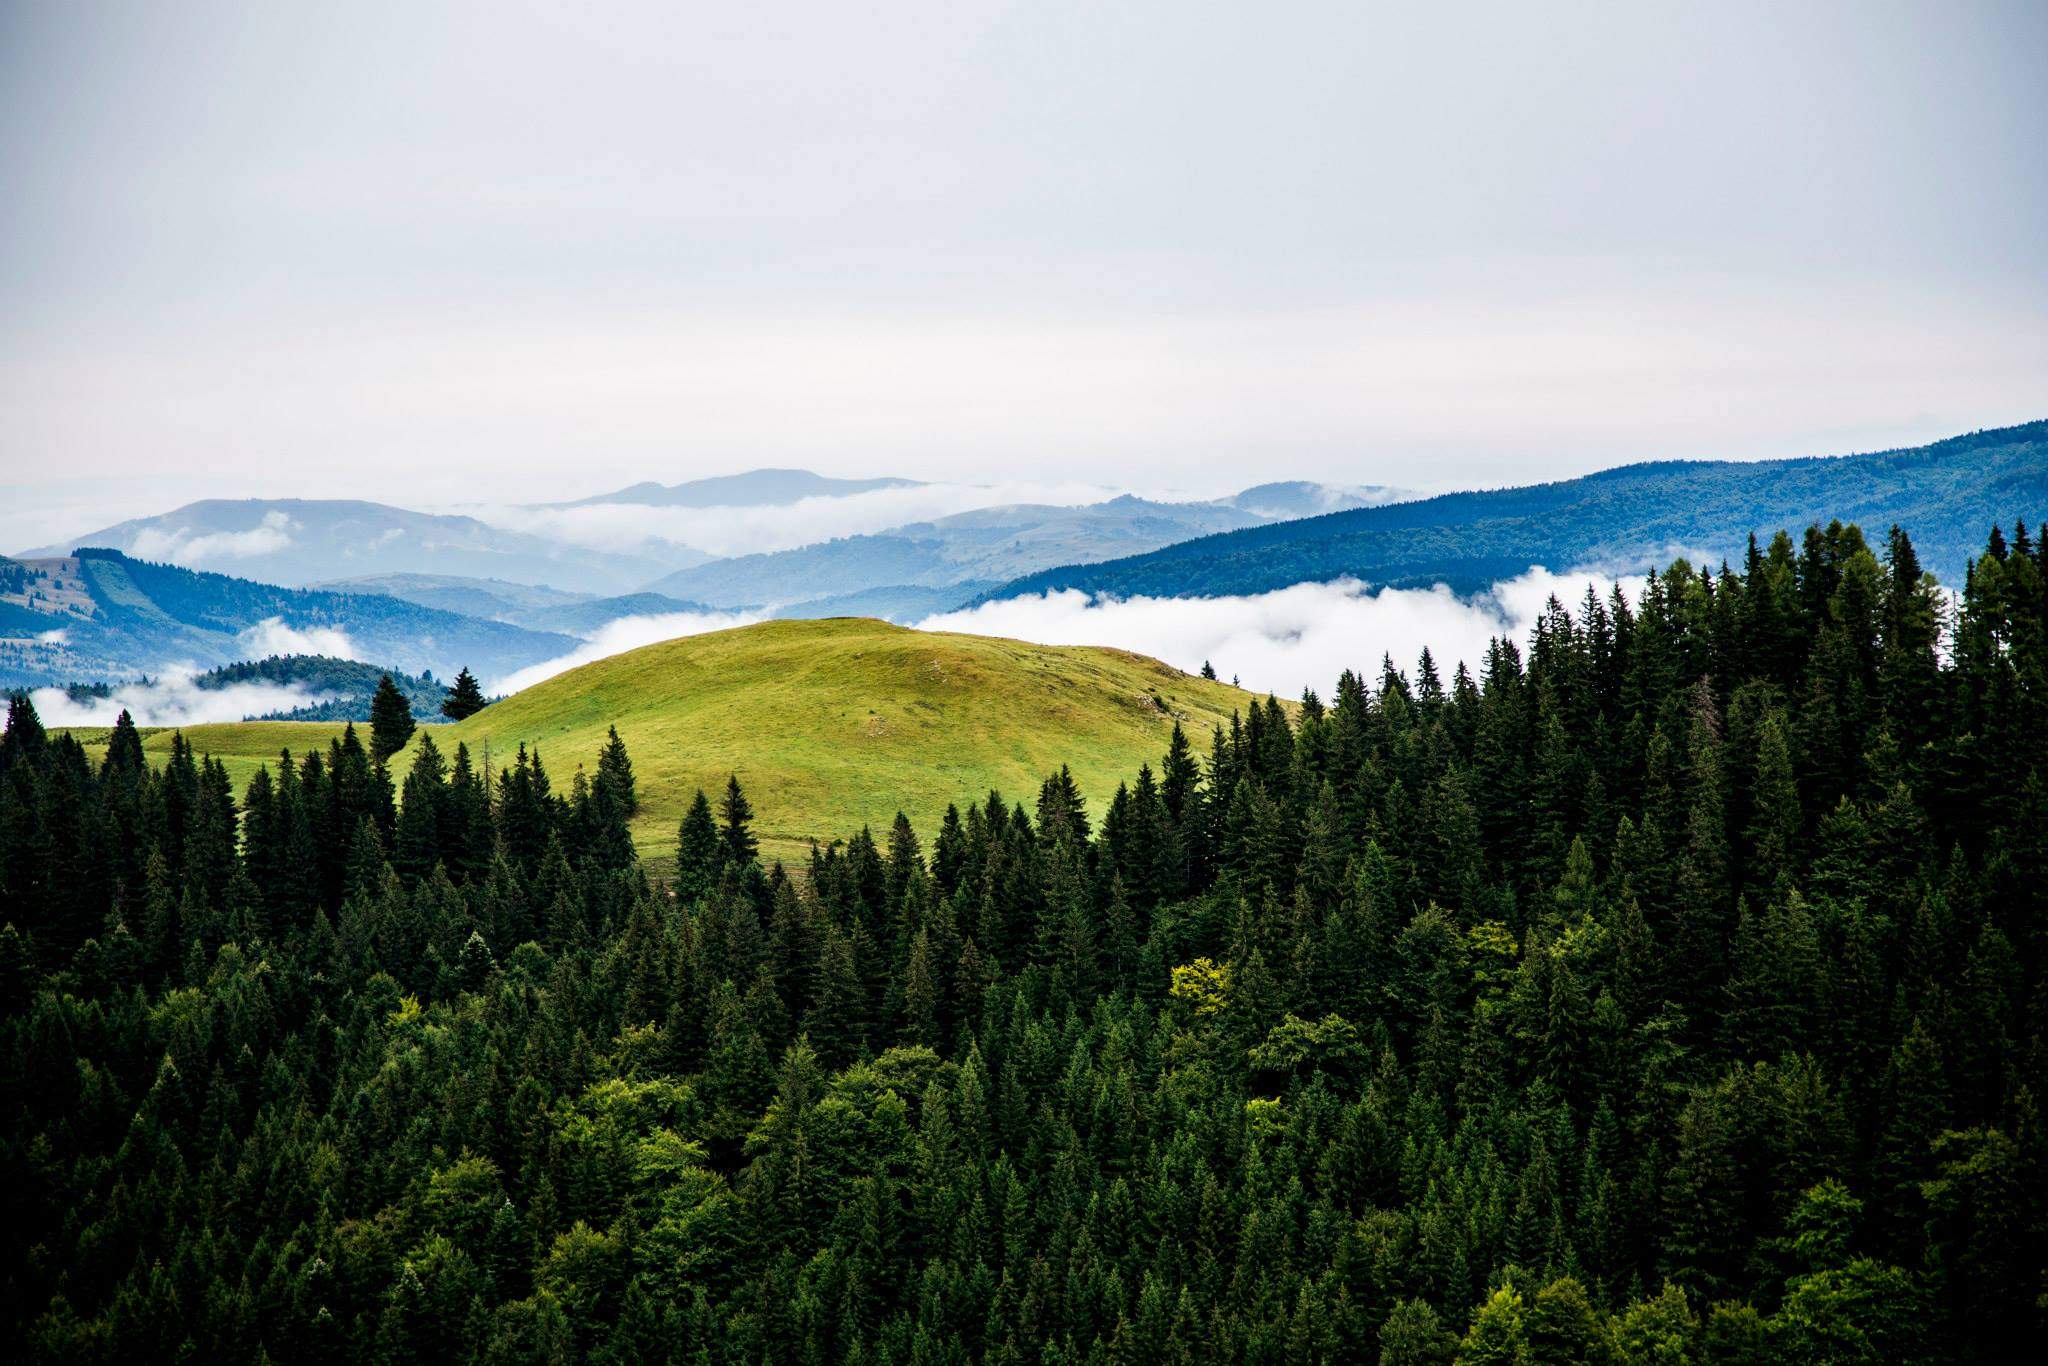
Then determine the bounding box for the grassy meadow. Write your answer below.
[61,619,1270,871]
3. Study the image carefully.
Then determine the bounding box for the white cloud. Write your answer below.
[128,510,296,567]
[30,669,335,728]
[467,479,1144,560]
[37,628,69,645]
[915,567,1651,699]
[237,617,360,660]
[491,608,764,694]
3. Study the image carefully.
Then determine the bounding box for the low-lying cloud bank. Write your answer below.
[31,671,336,728]
[129,511,296,568]
[238,617,360,660]
[470,479,1152,561]
[915,568,1650,699]
[491,609,764,694]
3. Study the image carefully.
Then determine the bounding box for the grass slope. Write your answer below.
[56,620,1266,870]
[419,617,1263,867]
[61,721,353,799]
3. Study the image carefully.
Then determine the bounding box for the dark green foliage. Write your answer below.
[719,773,757,869]
[441,665,489,720]
[59,655,455,724]
[2,517,2045,1364]
[367,674,417,764]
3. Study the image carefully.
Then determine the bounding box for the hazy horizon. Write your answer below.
[5,0,2044,551]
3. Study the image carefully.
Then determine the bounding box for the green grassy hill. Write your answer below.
[416,617,1262,866]
[61,619,1266,870]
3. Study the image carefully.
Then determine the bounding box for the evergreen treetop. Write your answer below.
[368,673,417,764]
[441,666,489,720]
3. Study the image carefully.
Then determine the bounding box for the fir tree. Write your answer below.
[676,789,720,901]
[441,666,489,720]
[368,674,417,765]
[718,773,758,871]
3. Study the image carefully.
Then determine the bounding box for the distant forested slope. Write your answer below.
[197,656,451,722]
[987,421,2048,601]
[0,550,574,687]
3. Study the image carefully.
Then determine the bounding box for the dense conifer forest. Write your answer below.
[3,519,2045,1363]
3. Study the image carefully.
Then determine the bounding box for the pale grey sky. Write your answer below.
[3,0,2044,546]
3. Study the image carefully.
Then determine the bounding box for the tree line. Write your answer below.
[1,517,2044,1363]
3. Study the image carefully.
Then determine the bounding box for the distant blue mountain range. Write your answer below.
[21,498,687,594]
[641,486,1405,614]
[556,468,922,508]
[982,422,2048,603]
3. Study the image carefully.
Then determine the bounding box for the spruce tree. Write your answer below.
[594,725,636,818]
[441,666,488,720]
[368,674,417,765]
[719,774,758,870]
[676,790,720,901]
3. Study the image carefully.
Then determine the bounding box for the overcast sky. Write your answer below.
[3,0,2043,546]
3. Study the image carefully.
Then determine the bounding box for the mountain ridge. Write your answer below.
[23,498,682,594]
[557,468,923,508]
[638,486,1396,614]
[978,421,2048,603]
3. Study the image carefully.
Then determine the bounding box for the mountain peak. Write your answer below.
[561,469,923,509]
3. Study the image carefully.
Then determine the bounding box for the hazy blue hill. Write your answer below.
[1211,481,1410,518]
[513,592,723,635]
[770,581,1000,622]
[642,535,951,607]
[561,468,921,508]
[0,549,576,687]
[314,574,719,635]
[640,493,1280,607]
[984,422,2048,601]
[884,497,1265,579]
[26,498,675,593]
[310,572,591,620]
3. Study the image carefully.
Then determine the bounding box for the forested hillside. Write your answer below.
[987,421,2047,601]
[0,550,574,689]
[2,518,2045,1363]
[190,657,451,724]
[51,656,447,726]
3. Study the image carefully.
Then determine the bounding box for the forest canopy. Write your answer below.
[2,518,2044,1363]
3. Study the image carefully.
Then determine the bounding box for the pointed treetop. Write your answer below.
[368,674,416,765]
[441,666,488,721]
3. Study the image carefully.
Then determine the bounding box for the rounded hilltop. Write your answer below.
[420,617,1265,867]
